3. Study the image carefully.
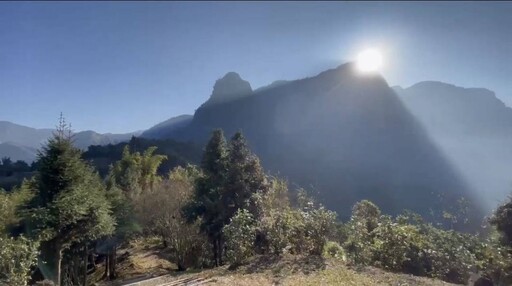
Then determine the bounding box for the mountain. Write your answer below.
[0,121,53,149]
[141,115,193,139]
[142,63,482,225]
[0,121,139,162]
[202,72,253,106]
[0,142,38,163]
[394,81,512,209]
[72,130,141,150]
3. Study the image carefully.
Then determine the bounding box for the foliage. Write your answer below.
[223,132,269,220]
[0,235,39,286]
[0,183,34,235]
[224,209,257,265]
[185,129,229,265]
[490,195,512,247]
[343,201,512,284]
[21,118,115,285]
[0,158,35,191]
[83,136,202,178]
[323,241,345,260]
[303,205,338,255]
[344,200,381,265]
[255,179,337,256]
[109,145,167,199]
[351,200,381,233]
[104,184,141,241]
[139,165,208,270]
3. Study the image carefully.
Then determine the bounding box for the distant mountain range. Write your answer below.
[3,63,511,222]
[0,121,141,162]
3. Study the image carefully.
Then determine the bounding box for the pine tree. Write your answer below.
[224,131,269,221]
[23,115,114,286]
[185,130,269,266]
[185,129,228,266]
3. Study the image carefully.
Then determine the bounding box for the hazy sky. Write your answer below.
[1,1,512,133]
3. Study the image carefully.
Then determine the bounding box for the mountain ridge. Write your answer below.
[0,121,140,162]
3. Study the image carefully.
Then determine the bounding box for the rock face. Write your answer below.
[147,63,483,226]
[203,72,253,106]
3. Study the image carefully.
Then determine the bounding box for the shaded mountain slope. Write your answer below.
[146,63,481,225]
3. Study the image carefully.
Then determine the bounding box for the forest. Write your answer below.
[1,119,512,286]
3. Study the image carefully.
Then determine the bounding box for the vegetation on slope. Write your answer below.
[1,119,512,285]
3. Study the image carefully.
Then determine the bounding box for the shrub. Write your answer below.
[341,202,507,284]
[344,200,382,265]
[224,209,257,265]
[258,207,300,254]
[323,241,345,260]
[0,235,39,286]
[303,206,337,255]
[371,215,430,275]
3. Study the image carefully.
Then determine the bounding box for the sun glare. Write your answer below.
[356,48,383,73]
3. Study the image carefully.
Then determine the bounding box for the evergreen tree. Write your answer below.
[185,129,228,266]
[22,116,114,286]
[224,131,269,221]
[185,130,269,266]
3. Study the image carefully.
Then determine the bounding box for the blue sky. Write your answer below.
[1,1,511,133]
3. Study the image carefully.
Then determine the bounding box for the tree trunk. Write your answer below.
[104,250,110,279]
[162,234,168,248]
[55,247,63,286]
[213,239,218,267]
[218,237,223,266]
[108,245,117,280]
[83,244,88,286]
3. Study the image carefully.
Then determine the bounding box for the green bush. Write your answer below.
[303,206,337,255]
[344,200,381,265]
[224,209,257,265]
[342,201,509,284]
[257,207,300,254]
[0,235,39,286]
[323,241,345,260]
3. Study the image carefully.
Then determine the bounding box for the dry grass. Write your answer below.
[204,255,457,286]
[115,237,176,279]
[95,239,459,286]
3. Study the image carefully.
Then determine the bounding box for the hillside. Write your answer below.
[141,63,482,224]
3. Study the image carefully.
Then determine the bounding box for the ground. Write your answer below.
[93,237,459,286]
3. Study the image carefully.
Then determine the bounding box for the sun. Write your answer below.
[356,48,383,73]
